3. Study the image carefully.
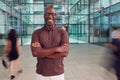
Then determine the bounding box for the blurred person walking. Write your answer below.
[111,27,120,42]
[105,33,120,80]
[2,29,23,80]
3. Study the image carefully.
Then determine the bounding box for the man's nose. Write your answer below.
[48,15,53,18]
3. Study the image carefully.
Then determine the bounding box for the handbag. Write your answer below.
[2,58,8,69]
[1,40,11,69]
[1,47,9,69]
[2,49,9,69]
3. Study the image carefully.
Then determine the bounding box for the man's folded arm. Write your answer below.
[31,42,69,58]
[31,42,57,58]
[46,43,70,58]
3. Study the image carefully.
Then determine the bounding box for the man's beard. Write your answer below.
[46,19,55,26]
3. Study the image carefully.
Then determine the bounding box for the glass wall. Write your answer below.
[20,0,70,45]
[0,0,120,45]
[14,0,120,44]
[20,0,44,45]
[90,0,111,43]
[90,0,120,43]
[69,0,89,43]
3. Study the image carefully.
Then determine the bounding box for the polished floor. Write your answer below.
[0,44,117,80]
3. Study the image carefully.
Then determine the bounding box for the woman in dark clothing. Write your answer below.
[8,31,19,61]
[3,29,23,80]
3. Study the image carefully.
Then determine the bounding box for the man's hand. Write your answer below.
[56,43,69,53]
[32,42,40,47]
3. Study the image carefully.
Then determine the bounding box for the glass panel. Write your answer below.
[33,15,44,24]
[111,3,120,13]
[19,3,44,14]
[21,4,34,14]
[21,24,44,45]
[69,24,88,43]
[33,4,44,14]
[69,15,78,24]
[0,10,4,53]
[22,15,33,24]
[0,1,7,11]
[56,15,68,24]
[69,0,78,5]
[110,12,120,26]
[69,3,88,15]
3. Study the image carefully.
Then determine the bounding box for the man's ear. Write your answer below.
[44,15,47,21]
[44,14,46,19]
[54,15,57,20]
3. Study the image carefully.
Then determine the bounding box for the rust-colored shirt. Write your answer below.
[31,26,69,76]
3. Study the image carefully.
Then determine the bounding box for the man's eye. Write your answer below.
[45,13,56,16]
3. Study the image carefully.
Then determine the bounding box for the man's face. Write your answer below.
[44,8,57,26]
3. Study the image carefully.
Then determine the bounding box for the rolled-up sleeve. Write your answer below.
[61,29,69,45]
[31,30,40,57]
[60,29,70,56]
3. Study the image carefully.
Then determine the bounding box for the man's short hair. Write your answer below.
[45,5,55,13]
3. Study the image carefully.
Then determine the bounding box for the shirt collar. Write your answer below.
[44,24,56,31]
